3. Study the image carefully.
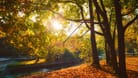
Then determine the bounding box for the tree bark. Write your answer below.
[113,0,127,78]
[105,41,112,66]
[88,0,100,68]
[94,0,118,73]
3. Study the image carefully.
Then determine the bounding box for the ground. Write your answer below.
[23,57,138,78]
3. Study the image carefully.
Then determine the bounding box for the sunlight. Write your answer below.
[42,18,82,36]
[65,22,79,36]
[52,19,62,31]
[17,11,25,17]
[20,59,46,65]
[94,25,99,31]
[30,14,38,22]
[135,8,138,15]
[42,18,63,31]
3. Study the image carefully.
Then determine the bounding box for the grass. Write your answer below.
[7,58,46,68]
[20,59,46,65]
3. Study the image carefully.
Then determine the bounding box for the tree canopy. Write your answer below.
[0,0,138,77]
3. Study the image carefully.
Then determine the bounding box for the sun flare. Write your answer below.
[52,20,62,31]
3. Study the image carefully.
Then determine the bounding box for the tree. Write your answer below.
[88,0,100,68]
[1,1,137,77]
[125,24,138,55]
[0,0,52,57]
[93,0,118,73]
[113,0,138,77]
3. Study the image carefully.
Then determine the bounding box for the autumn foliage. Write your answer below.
[23,64,116,78]
[23,57,138,78]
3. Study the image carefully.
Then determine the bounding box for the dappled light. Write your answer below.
[30,14,38,22]
[17,11,25,17]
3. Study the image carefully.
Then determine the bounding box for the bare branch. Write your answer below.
[79,29,90,38]
[58,0,75,3]
[79,29,104,38]
[95,31,104,36]
[63,23,83,44]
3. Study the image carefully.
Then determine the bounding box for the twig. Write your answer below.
[63,23,83,44]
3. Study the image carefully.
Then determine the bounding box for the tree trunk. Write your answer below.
[118,31,127,78]
[105,41,112,66]
[93,0,118,72]
[105,32,118,74]
[114,0,127,78]
[88,0,100,68]
[102,12,118,74]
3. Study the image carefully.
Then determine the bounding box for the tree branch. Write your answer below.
[47,8,100,24]
[37,2,101,24]
[58,0,75,3]
[76,4,90,29]
[93,0,105,18]
[113,21,117,43]
[124,15,138,31]
[96,7,105,34]
[79,29,89,38]
[79,29,103,38]
[99,0,106,14]
[63,23,83,44]
[109,8,113,26]
[95,31,104,36]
